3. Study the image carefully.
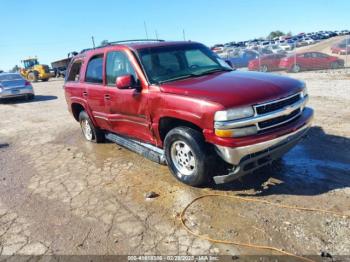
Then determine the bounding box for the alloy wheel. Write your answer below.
[170,141,196,176]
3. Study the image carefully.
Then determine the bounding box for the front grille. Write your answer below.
[255,93,301,115]
[258,108,301,129]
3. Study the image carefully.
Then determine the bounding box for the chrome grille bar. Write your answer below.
[214,92,307,130]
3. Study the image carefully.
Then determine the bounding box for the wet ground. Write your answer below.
[0,71,350,260]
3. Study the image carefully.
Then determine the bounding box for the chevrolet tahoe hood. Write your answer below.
[159,71,304,108]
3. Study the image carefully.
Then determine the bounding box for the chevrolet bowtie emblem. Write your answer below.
[284,106,294,115]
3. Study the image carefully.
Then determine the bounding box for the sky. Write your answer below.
[0,0,349,70]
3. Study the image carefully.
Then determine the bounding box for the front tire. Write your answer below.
[78,111,105,143]
[291,64,301,73]
[164,127,211,187]
[260,65,268,72]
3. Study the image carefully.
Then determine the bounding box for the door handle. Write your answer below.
[104,94,111,100]
[82,91,88,97]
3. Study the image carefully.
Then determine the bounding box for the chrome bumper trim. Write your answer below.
[213,113,313,184]
[215,115,312,166]
[214,95,308,130]
[0,88,34,98]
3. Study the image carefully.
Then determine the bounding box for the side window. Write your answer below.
[67,61,82,82]
[85,55,103,84]
[106,51,138,86]
[317,53,328,58]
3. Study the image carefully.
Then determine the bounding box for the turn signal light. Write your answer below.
[215,126,258,138]
[215,129,234,138]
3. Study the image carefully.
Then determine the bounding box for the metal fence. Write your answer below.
[216,34,350,74]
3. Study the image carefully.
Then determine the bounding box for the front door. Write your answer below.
[104,50,154,144]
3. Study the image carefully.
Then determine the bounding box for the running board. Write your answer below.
[105,133,167,165]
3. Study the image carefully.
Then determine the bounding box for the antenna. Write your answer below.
[91,36,96,48]
[183,29,186,41]
[144,21,149,39]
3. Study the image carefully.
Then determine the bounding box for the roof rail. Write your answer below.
[107,39,165,45]
[79,39,166,54]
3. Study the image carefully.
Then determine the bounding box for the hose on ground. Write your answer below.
[180,193,350,262]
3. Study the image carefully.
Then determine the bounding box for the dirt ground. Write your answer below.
[1,66,350,260]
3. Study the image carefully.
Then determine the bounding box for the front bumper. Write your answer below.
[213,109,313,184]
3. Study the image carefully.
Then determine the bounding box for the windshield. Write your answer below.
[23,60,39,69]
[0,74,23,81]
[137,43,232,84]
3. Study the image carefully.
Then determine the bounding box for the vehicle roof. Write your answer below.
[77,41,202,58]
[125,40,200,49]
[0,72,20,76]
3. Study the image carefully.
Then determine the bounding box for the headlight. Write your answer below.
[214,106,255,121]
[302,86,308,98]
[299,81,308,98]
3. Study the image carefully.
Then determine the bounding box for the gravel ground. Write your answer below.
[0,67,350,261]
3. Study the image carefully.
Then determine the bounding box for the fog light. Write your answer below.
[215,126,258,138]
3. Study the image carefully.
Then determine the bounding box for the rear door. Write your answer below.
[104,49,153,143]
[308,52,322,69]
[300,53,313,69]
[83,54,110,130]
[272,54,284,69]
[314,52,331,69]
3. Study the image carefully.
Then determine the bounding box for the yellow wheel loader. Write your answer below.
[20,57,51,82]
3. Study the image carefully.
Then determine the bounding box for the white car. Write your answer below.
[279,42,293,51]
[268,44,286,54]
[303,37,315,45]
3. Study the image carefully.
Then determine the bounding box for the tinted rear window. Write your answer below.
[0,74,23,81]
[85,56,103,84]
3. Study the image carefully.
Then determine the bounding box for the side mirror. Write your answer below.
[116,74,135,89]
[225,60,234,68]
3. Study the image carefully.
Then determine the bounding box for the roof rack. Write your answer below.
[107,39,165,45]
[79,39,166,54]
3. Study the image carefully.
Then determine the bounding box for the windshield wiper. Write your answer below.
[195,67,233,76]
[157,74,198,84]
[156,68,232,84]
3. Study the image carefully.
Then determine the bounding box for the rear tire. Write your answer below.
[42,78,49,82]
[331,62,342,69]
[164,127,212,187]
[27,94,35,100]
[78,111,105,143]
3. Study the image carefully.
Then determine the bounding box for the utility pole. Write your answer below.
[91,36,96,48]
[144,21,149,39]
[183,29,186,41]
[346,36,349,68]
[155,30,159,40]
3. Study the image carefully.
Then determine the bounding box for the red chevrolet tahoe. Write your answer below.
[64,40,313,186]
